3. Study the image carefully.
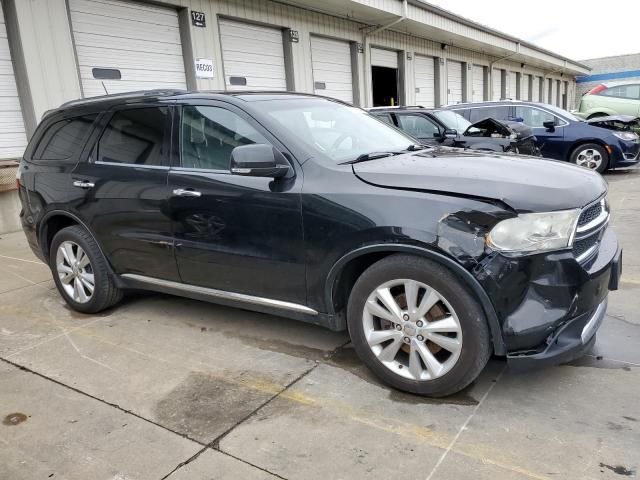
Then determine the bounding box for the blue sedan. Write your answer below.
[444,101,640,172]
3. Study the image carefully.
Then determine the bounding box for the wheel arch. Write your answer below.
[39,211,108,268]
[568,139,610,162]
[325,244,506,355]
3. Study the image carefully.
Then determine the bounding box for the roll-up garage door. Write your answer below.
[507,71,517,100]
[531,76,540,102]
[414,55,435,108]
[220,19,287,91]
[0,2,27,159]
[69,0,187,98]
[472,65,485,102]
[524,75,532,101]
[492,69,502,100]
[310,36,353,103]
[371,48,398,69]
[447,60,463,105]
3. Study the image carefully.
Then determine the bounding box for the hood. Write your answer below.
[586,115,639,131]
[352,148,607,212]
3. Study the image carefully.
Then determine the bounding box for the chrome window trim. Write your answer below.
[94,160,170,170]
[121,273,318,316]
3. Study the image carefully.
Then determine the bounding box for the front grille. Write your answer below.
[578,202,602,227]
[572,197,609,263]
[573,235,599,259]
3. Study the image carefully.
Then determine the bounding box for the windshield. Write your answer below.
[432,110,472,132]
[542,104,580,122]
[252,99,415,163]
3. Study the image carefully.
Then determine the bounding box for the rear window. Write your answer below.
[468,106,510,123]
[33,114,98,160]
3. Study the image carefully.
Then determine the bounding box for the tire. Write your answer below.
[49,225,122,314]
[347,254,491,397]
[587,112,607,120]
[569,143,609,173]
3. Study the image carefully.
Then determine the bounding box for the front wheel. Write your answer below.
[570,143,608,173]
[347,254,491,397]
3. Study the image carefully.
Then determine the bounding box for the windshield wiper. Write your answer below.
[340,151,399,165]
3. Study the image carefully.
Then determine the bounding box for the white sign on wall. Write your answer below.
[195,58,214,78]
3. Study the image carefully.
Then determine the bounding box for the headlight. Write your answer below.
[613,131,639,142]
[487,209,581,254]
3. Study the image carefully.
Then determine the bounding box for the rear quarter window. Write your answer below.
[33,114,98,161]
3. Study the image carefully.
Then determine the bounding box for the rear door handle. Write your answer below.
[173,188,202,197]
[73,180,95,189]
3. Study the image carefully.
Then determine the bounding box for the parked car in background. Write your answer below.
[576,82,640,119]
[445,101,640,172]
[18,91,620,397]
[368,106,539,155]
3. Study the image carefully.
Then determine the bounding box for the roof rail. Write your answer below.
[366,105,427,110]
[59,89,187,108]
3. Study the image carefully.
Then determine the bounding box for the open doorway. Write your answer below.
[372,66,398,106]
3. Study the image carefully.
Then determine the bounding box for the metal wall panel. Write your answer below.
[472,64,484,102]
[310,36,353,103]
[414,55,435,107]
[0,2,27,158]
[447,60,462,104]
[69,0,187,97]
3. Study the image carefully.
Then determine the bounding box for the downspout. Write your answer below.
[363,0,408,106]
[488,42,520,100]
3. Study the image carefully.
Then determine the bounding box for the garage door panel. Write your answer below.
[472,65,484,102]
[74,47,184,72]
[371,48,398,69]
[414,55,435,108]
[447,60,463,105]
[69,0,187,97]
[492,69,502,100]
[0,2,27,159]
[311,36,353,103]
[220,19,287,91]
[73,33,183,57]
[70,12,181,43]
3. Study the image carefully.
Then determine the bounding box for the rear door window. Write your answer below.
[468,106,510,123]
[514,106,557,127]
[33,114,98,160]
[396,114,441,138]
[97,107,170,167]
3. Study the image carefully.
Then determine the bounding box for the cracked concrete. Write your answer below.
[1,170,639,479]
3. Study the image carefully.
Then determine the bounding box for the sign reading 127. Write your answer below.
[191,11,206,27]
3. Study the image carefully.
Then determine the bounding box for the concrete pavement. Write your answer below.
[1,169,638,480]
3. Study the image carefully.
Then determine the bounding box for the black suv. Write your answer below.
[18,91,621,397]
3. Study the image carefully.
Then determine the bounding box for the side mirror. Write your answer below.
[230,144,290,178]
[444,128,458,139]
[543,120,556,131]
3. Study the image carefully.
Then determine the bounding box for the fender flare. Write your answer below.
[325,244,506,355]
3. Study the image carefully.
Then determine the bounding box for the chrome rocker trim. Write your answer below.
[121,273,318,316]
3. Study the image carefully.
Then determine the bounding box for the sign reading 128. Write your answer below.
[195,58,214,79]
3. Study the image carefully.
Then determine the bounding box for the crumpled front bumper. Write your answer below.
[507,297,607,372]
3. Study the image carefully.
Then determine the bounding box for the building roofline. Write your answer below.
[410,0,591,71]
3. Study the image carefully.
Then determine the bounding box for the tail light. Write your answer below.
[588,84,607,95]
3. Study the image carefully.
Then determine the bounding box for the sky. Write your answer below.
[426,0,640,61]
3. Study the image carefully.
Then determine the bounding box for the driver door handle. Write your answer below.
[173,188,202,197]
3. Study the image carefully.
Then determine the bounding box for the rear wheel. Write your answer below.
[347,254,491,397]
[570,143,608,173]
[50,225,122,313]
